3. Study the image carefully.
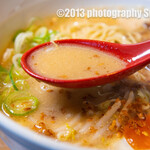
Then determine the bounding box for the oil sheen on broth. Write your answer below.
[28,45,126,79]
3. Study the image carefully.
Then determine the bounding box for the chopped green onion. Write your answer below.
[49,30,58,41]
[33,35,50,44]
[9,65,18,91]
[49,30,58,35]
[14,31,33,53]
[4,91,38,116]
[35,27,48,38]
[44,34,50,42]
[27,17,41,32]
[27,24,38,32]
[33,28,58,45]
[17,57,21,67]
[32,37,44,44]
[33,27,50,44]
[15,79,29,90]
[13,29,25,42]
[0,66,8,84]
[0,65,8,73]
[58,123,76,141]
[0,86,14,102]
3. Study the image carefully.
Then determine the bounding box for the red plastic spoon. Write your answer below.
[21,39,150,88]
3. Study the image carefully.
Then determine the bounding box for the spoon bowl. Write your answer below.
[21,39,150,88]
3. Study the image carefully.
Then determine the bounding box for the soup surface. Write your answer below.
[0,12,150,150]
[28,45,126,79]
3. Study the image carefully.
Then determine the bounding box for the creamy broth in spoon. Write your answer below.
[28,45,126,80]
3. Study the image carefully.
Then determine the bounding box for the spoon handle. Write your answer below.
[122,40,150,57]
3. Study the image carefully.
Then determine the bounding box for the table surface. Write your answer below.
[0,138,10,150]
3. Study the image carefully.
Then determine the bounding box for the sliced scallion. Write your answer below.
[9,65,19,91]
[4,91,38,116]
[17,57,21,67]
[0,65,8,73]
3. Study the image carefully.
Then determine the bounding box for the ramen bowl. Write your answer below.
[0,0,150,150]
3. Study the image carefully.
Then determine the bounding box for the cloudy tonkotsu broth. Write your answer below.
[28,45,126,79]
[0,14,150,150]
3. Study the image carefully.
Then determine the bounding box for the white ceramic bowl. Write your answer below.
[0,0,149,150]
